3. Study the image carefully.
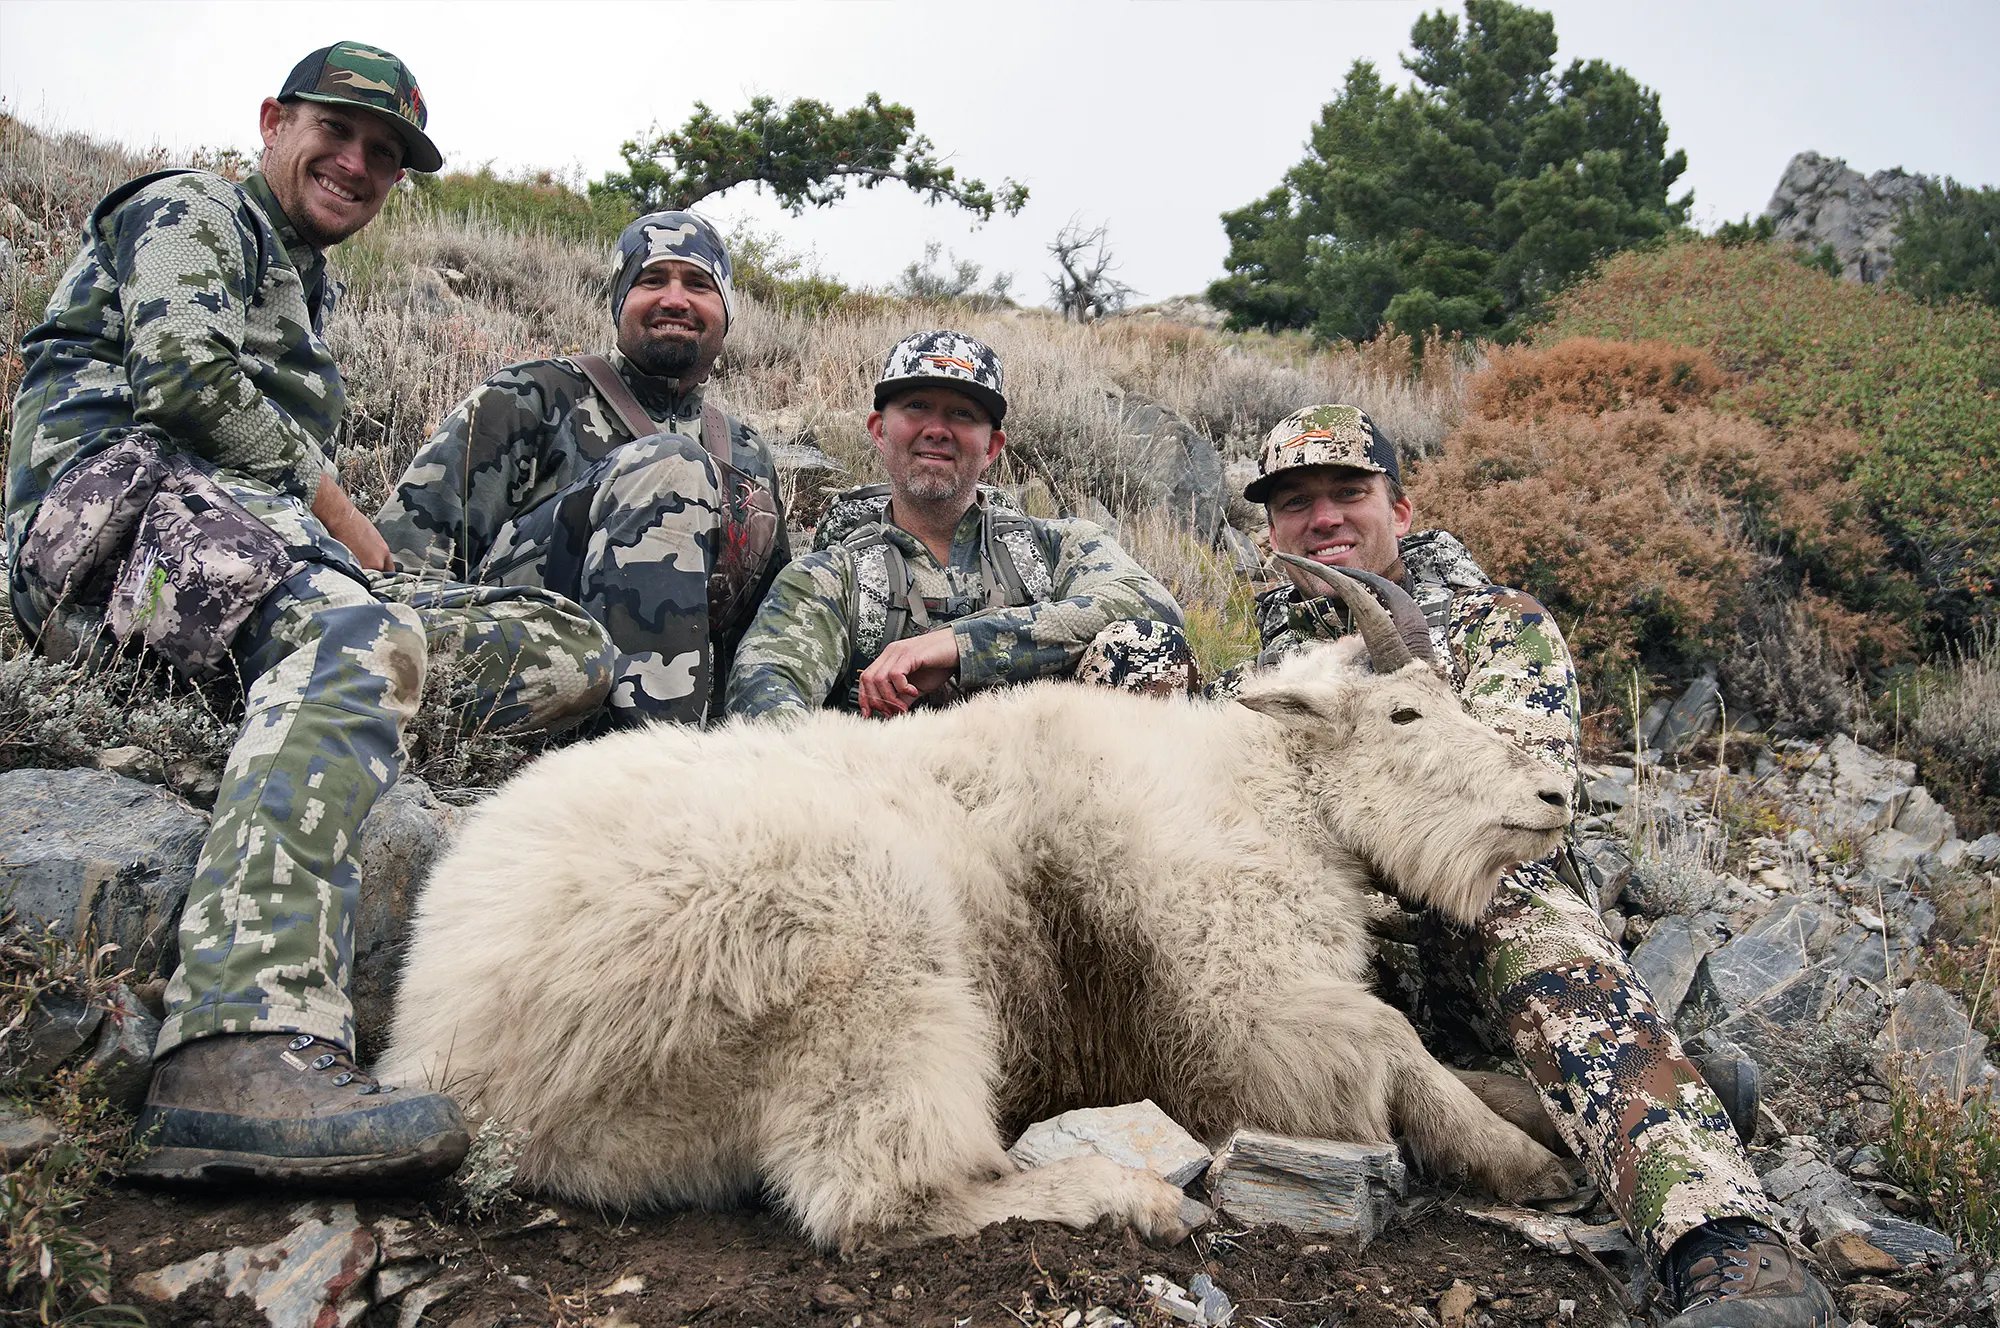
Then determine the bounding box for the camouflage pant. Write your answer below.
[150,563,614,1056]
[475,432,722,724]
[1375,859,1773,1263]
[1073,619,1201,696]
[14,470,616,1057]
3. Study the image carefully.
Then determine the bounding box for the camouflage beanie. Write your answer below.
[610,211,735,330]
[873,330,1007,426]
[1244,404,1399,503]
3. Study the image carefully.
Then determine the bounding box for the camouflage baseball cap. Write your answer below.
[278,41,441,173]
[874,330,1006,426]
[611,211,736,330]
[1243,404,1399,503]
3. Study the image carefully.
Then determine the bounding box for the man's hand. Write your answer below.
[857,628,961,719]
[312,471,395,574]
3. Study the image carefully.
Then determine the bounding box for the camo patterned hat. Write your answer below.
[873,330,1007,426]
[278,41,441,173]
[610,211,736,330]
[1244,404,1399,503]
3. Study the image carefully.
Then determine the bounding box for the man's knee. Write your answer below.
[246,566,427,724]
[1074,619,1200,696]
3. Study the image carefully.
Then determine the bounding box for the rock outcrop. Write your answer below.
[1764,150,1929,284]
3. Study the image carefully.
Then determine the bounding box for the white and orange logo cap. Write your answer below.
[874,330,1007,425]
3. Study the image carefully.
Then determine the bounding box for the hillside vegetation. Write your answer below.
[2,116,1994,822]
[1540,239,2000,632]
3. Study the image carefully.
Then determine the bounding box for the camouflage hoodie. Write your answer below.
[7,170,342,577]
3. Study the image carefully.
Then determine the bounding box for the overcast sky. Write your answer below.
[3,0,1995,306]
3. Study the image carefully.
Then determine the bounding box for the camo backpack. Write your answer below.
[813,483,1055,666]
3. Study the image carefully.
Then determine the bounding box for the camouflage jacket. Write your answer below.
[373,350,789,583]
[1244,528,1583,789]
[7,170,342,572]
[724,493,1183,720]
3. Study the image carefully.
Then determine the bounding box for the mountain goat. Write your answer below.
[379,564,1577,1250]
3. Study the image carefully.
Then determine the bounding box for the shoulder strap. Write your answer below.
[978,508,1048,609]
[573,353,656,442]
[701,400,731,467]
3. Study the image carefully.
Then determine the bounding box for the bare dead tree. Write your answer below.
[1048,217,1135,322]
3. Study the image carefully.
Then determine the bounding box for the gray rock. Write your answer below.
[1876,981,1992,1096]
[1009,1100,1211,1188]
[1629,917,1706,1019]
[1206,1129,1406,1245]
[351,779,463,1059]
[1583,776,1631,811]
[1698,932,1810,1015]
[1461,1205,1637,1257]
[1574,838,1633,910]
[1893,786,1956,844]
[1759,1143,1883,1240]
[133,1201,380,1328]
[0,767,208,977]
[1746,895,1837,944]
[1859,1216,1955,1267]
[81,983,161,1109]
[1649,673,1721,755]
[1111,395,1226,544]
[1966,833,2000,864]
[1218,525,1263,577]
[0,1107,60,1166]
[1764,151,1930,284]
[95,744,165,784]
[17,996,105,1081]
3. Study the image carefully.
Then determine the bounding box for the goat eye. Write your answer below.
[1390,706,1421,725]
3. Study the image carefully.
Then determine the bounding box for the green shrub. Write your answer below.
[1538,240,2000,634]
[402,165,633,244]
[1413,339,1912,718]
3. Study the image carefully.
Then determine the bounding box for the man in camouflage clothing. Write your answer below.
[725,331,1191,720]
[375,211,787,723]
[6,44,615,1188]
[1228,406,1836,1328]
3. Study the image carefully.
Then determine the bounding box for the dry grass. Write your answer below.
[1894,627,2000,837]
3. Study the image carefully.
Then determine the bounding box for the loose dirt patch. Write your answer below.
[89,1186,1639,1327]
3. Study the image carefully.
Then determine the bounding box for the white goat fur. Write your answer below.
[380,638,1577,1248]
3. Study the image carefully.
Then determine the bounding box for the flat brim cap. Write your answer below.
[1243,403,1398,503]
[280,41,442,173]
[873,329,1007,426]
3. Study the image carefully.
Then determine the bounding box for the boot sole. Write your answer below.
[125,1129,467,1189]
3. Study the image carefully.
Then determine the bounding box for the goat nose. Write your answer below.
[1538,789,1567,809]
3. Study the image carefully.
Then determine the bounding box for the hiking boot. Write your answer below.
[125,1032,469,1187]
[1692,1050,1762,1145]
[1662,1219,1843,1327]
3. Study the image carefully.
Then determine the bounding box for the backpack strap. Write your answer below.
[978,508,1043,610]
[701,399,731,468]
[573,353,658,443]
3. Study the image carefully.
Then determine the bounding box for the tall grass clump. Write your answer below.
[1542,239,2000,634]
[1115,508,1261,679]
[401,164,633,244]
[1876,626,2000,836]
[1,914,149,1325]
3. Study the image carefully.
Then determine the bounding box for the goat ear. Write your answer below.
[1235,684,1333,728]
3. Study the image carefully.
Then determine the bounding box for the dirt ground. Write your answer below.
[89,1184,1648,1328]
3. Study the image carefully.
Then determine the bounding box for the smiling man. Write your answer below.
[725,330,1188,720]
[1237,405,1837,1328]
[8,42,619,1189]
[375,211,787,723]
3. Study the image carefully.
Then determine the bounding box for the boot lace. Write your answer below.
[286,1034,398,1095]
[1667,1219,1763,1311]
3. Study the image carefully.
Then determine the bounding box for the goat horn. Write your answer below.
[1272,553,1439,673]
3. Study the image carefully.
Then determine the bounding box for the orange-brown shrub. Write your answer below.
[1411,401,1908,717]
[1472,338,1729,423]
